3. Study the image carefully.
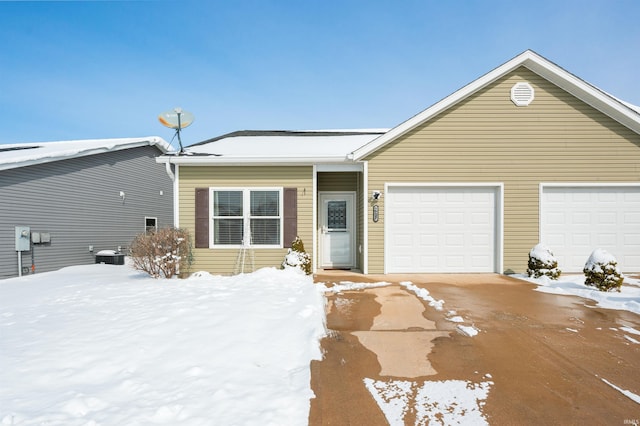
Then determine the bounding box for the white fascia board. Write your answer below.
[315,163,364,172]
[156,155,357,166]
[352,52,533,160]
[353,50,640,160]
[522,57,640,134]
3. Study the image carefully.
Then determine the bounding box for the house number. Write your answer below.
[373,205,379,222]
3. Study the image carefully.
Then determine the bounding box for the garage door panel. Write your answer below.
[626,212,640,224]
[597,233,616,246]
[387,186,498,273]
[446,212,464,224]
[541,186,640,272]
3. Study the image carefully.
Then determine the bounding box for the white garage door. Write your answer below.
[541,186,640,273]
[386,186,498,273]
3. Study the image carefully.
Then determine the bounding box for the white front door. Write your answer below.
[319,192,356,269]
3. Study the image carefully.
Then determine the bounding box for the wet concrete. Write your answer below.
[353,286,447,378]
[310,272,640,425]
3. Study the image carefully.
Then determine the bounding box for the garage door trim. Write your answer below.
[384,182,504,274]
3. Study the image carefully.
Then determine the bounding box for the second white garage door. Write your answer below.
[386,185,500,273]
[541,185,640,272]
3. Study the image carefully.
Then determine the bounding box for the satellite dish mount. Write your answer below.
[158,107,195,153]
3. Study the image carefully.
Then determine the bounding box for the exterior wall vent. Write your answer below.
[511,82,535,106]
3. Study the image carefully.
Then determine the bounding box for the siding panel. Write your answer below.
[0,146,173,278]
[366,67,640,273]
[178,166,313,274]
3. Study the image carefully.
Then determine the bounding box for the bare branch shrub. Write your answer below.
[129,227,193,278]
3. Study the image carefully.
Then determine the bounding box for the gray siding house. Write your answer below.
[0,137,174,279]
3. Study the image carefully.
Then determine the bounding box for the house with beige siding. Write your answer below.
[158,50,640,275]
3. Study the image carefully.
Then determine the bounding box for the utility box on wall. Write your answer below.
[15,226,30,251]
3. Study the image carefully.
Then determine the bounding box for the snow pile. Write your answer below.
[518,274,640,315]
[364,378,492,425]
[0,265,326,425]
[400,281,444,311]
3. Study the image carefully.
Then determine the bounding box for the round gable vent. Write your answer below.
[511,82,535,106]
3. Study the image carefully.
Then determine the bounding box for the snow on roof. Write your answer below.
[174,129,388,163]
[0,136,172,171]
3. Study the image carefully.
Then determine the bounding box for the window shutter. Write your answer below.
[283,188,297,248]
[195,188,209,248]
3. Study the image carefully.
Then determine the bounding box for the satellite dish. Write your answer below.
[158,107,194,153]
[158,108,195,130]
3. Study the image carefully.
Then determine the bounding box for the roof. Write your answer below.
[352,49,640,160]
[159,129,388,165]
[0,136,172,171]
[157,50,640,167]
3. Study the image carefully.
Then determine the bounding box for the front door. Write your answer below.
[319,192,356,269]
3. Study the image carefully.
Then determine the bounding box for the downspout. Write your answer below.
[164,161,175,181]
[163,158,179,228]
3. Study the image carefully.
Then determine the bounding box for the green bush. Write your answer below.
[282,236,312,275]
[130,227,193,278]
[583,248,623,292]
[527,244,561,279]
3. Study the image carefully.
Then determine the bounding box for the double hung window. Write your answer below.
[211,188,282,247]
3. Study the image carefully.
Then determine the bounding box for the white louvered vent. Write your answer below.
[511,82,535,106]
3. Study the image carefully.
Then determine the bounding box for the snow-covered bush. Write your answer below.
[527,243,561,279]
[282,236,311,275]
[583,248,623,292]
[130,227,193,278]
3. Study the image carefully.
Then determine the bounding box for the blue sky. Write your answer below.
[1,1,639,148]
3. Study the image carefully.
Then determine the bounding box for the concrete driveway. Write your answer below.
[309,272,640,425]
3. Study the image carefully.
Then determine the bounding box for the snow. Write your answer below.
[517,274,640,315]
[600,378,640,405]
[95,249,118,256]
[0,264,326,426]
[0,137,172,171]
[184,130,386,159]
[584,248,621,273]
[529,243,557,264]
[321,281,390,293]
[364,378,492,425]
[456,325,480,337]
[400,281,444,311]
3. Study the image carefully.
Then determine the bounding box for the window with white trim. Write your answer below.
[211,188,282,247]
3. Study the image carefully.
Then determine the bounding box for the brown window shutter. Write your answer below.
[195,188,209,248]
[283,188,297,248]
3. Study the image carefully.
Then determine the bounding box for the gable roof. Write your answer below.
[351,49,640,160]
[0,136,172,171]
[159,129,388,165]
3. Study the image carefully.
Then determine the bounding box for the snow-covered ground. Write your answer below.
[3,265,638,426]
[517,273,640,315]
[0,264,326,426]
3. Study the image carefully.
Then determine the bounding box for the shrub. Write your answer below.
[583,248,623,292]
[527,243,561,279]
[282,236,312,275]
[130,227,193,278]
